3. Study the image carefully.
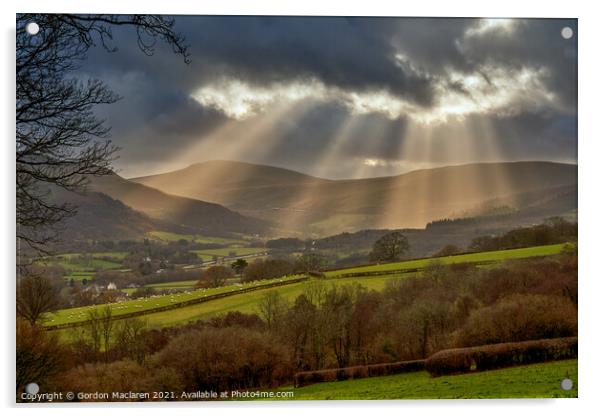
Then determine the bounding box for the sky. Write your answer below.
[81,16,577,179]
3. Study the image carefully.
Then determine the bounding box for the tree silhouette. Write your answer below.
[369,231,409,262]
[16,14,189,255]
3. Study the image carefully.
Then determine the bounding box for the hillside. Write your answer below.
[88,173,269,236]
[132,160,577,236]
[48,187,163,241]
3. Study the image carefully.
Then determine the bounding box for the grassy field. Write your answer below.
[117,275,416,328]
[45,275,304,326]
[48,244,570,329]
[272,359,578,400]
[146,231,245,245]
[40,252,126,281]
[145,280,199,289]
[192,247,267,257]
[326,243,569,277]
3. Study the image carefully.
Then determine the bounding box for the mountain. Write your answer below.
[87,173,268,236]
[48,187,163,241]
[132,160,577,236]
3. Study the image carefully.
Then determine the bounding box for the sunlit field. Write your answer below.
[326,243,569,277]
[46,243,570,331]
[268,359,578,400]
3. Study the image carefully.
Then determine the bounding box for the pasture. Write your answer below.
[45,275,304,327]
[325,243,569,277]
[272,359,578,400]
[146,231,245,245]
[46,244,570,330]
[192,247,268,258]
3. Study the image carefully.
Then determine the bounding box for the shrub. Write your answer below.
[16,319,67,394]
[454,294,577,347]
[294,359,425,387]
[425,337,577,377]
[151,326,293,391]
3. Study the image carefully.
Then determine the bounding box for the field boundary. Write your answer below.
[332,260,498,278]
[45,276,309,331]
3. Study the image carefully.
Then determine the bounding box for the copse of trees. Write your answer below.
[196,265,233,288]
[469,217,577,252]
[242,258,296,282]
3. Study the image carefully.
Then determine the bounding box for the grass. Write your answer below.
[325,243,569,277]
[65,271,95,282]
[146,231,245,245]
[40,252,126,282]
[145,280,199,289]
[119,275,406,328]
[270,359,578,400]
[49,243,571,330]
[192,247,267,257]
[44,275,304,327]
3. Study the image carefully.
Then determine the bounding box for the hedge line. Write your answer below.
[45,276,309,331]
[335,260,497,279]
[425,337,577,377]
[294,359,425,387]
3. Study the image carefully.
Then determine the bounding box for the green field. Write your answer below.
[45,275,304,327]
[65,271,95,282]
[48,244,570,329]
[116,275,418,328]
[192,247,268,258]
[40,252,126,281]
[326,243,569,277]
[272,359,577,400]
[145,280,199,289]
[146,231,245,245]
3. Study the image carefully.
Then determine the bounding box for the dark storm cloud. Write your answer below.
[75,16,576,178]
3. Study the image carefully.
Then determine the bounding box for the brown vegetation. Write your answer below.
[425,337,577,377]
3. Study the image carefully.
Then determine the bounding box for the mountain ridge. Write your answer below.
[131,160,577,236]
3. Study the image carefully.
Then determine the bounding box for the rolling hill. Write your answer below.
[87,173,268,236]
[48,187,163,241]
[132,160,577,236]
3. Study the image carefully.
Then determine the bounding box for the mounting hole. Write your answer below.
[25,22,40,35]
[25,382,39,395]
[561,27,573,40]
[560,378,573,390]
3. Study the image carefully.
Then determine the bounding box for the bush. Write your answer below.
[454,294,577,347]
[16,319,67,394]
[56,359,175,401]
[425,337,577,377]
[294,359,425,387]
[151,326,293,391]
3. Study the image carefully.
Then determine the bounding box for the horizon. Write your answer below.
[124,158,578,181]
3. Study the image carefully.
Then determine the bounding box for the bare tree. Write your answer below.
[16,275,60,325]
[16,14,189,255]
[369,231,410,263]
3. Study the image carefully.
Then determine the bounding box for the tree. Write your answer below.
[231,258,248,275]
[16,318,66,393]
[16,275,60,325]
[198,265,233,288]
[258,291,288,331]
[369,231,409,263]
[296,253,328,274]
[16,14,189,255]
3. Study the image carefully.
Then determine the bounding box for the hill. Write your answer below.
[88,173,269,236]
[132,160,577,236]
[48,187,163,241]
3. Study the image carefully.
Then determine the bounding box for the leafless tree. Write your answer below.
[16,14,189,256]
[16,275,60,325]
